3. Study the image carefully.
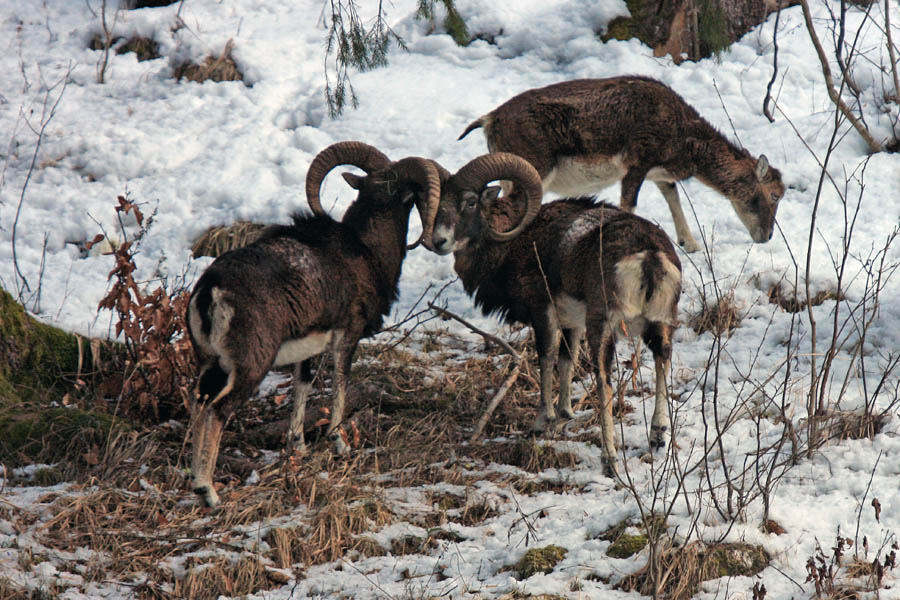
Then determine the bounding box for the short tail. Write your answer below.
[457,118,485,141]
[643,251,682,324]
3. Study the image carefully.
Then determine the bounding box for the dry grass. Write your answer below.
[191,221,266,258]
[174,39,245,84]
[768,283,844,313]
[689,292,743,336]
[4,329,645,597]
[617,540,769,599]
[175,556,277,600]
[117,36,160,61]
[465,438,581,473]
[810,409,890,442]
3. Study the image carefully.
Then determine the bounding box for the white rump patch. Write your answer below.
[615,251,648,321]
[614,252,680,325]
[273,330,335,366]
[190,287,236,374]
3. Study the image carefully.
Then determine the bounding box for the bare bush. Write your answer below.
[96,195,195,421]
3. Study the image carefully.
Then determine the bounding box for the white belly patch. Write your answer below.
[554,293,586,329]
[273,330,334,366]
[546,154,628,197]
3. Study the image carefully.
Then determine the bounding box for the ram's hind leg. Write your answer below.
[327,331,355,456]
[642,321,673,450]
[530,312,561,433]
[557,327,584,420]
[588,319,618,477]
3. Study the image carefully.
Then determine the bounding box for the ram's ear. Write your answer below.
[479,185,502,209]
[342,172,364,190]
[754,155,770,180]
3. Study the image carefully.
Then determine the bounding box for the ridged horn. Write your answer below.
[390,157,443,250]
[452,152,544,242]
[305,141,391,217]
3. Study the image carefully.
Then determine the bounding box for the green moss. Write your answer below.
[515,545,567,578]
[606,533,648,559]
[443,6,470,47]
[601,0,654,45]
[697,0,730,59]
[0,407,127,468]
[29,467,65,487]
[602,16,634,42]
[0,288,80,405]
[708,543,769,577]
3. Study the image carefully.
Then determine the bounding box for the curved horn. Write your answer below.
[305,141,391,217]
[389,157,443,250]
[453,152,544,242]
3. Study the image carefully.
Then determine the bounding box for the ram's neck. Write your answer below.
[345,202,410,289]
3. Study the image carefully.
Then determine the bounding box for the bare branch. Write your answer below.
[799,0,883,153]
[427,302,521,359]
[12,64,72,299]
[763,3,782,122]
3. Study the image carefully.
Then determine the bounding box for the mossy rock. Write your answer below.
[707,543,769,577]
[0,407,129,468]
[0,287,125,407]
[607,533,648,559]
[0,287,81,405]
[515,545,567,579]
[601,16,633,42]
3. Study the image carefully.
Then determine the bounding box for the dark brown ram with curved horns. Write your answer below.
[187,141,441,507]
[429,152,682,475]
[458,76,785,253]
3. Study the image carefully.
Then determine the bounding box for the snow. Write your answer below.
[1,0,899,598]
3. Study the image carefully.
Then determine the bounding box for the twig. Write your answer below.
[12,63,72,299]
[798,0,882,153]
[427,302,520,359]
[469,361,521,443]
[427,301,524,442]
[885,0,900,104]
[763,3,782,122]
[713,80,741,146]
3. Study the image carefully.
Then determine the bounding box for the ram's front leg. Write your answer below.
[287,360,313,455]
[190,402,228,508]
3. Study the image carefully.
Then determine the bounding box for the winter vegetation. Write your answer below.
[0,1,898,599]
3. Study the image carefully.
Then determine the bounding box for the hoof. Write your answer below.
[679,239,701,253]
[558,406,576,420]
[329,431,350,456]
[601,456,618,479]
[193,486,221,508]
[530,411,556,434]
[285,433,307,455]
[650,425,668,450]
